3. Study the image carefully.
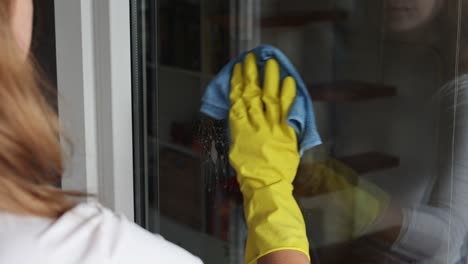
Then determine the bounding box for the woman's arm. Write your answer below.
[228,54,310,264]
[259,250,309,264]
[372,78,468,262]
[369,204,403,244]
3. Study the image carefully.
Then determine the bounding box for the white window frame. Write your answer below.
[55,0,134,220]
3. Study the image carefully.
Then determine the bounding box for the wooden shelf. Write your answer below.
[158,64,215,79]
[309,81,397,102]
[261,10,348,28]
[337,152,400,174]
[218,152,399,202]
[159,141,200,158]
[208,9,348,28]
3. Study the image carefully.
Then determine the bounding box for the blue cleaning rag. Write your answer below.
[200,45,322,155]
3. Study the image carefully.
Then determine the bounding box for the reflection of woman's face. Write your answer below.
[386,0,443,32]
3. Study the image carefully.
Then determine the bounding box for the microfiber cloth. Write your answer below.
[200,45,322,155]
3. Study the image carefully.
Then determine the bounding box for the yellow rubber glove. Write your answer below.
[229,53,310,264]
[294,158,390,239]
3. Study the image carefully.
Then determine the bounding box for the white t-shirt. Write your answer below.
[0,202,203,264]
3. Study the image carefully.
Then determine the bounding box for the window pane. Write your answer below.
[132,0,467,263]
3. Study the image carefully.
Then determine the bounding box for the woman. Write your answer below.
[312,1,468,262]
[0,0,310,263]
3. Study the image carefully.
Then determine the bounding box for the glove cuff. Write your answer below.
[241,180,310,264]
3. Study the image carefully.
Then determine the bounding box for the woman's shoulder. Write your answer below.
[54,202,203,263]
[0,202,203,264]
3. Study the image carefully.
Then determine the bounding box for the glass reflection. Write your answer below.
[134,0,468,263]
[296,0,467,263]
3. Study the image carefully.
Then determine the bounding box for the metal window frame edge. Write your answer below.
[55,0,134,220]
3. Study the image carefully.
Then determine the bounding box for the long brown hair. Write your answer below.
[0,0,75,218]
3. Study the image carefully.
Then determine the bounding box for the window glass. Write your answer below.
[131,0,467,263]
[33,0,58,103]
